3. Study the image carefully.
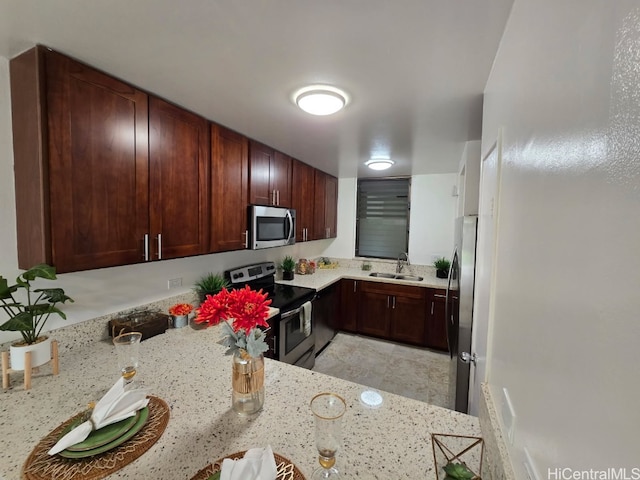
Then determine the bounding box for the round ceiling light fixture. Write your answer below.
[365,158,395,171]
[294,85,348,116]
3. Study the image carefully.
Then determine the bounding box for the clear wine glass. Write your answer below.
[310,392,347,479]
[113,332,142,385]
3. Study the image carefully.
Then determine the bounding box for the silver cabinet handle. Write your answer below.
[431,301,434,315]
[353,281,357,293]
[304,228,307,242]
[392,296,396,309]
[156,233,162,259]
[277,190,280,205]
[272,190,277,205]
[243,230,248,248]
[387,296,390,308]
[143,234,149,261]
[433,294,447,299]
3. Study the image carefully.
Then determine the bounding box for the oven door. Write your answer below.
[279,304,315,369]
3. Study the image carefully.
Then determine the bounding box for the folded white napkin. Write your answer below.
[48,377,149,455]
[220,445,278,480]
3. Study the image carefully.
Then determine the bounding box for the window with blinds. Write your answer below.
[355,178,410,259]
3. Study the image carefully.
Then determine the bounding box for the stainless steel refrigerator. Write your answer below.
[446,215,478,413]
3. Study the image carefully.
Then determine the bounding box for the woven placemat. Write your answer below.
[22,396,170,480]
[191,451,306,480]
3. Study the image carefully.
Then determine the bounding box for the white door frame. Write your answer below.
[468,131,503,416]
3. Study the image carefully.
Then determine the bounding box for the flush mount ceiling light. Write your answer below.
[365,158,395,170]
[294,85,348,116]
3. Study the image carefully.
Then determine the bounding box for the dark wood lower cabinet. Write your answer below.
[357,281,427,346]
[339,279,359,332]
[339,280,448,352]
[425,289,449,351]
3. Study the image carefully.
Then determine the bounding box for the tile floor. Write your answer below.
[313,333,451,409]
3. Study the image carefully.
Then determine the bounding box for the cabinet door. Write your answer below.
[249,140,274,206]
[291,159,315,242]
[325,174,338,238]
[149,97,209,260]
[211,124,249,252]
[358,282,394,338]
[312,170,327,240]
[339,279,359,332]
[272,151,292,207]
[426,289,449,351]
[45,50,150,272]
[389,291,427,346]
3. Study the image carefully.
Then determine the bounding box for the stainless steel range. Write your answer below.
[225,261,317,369]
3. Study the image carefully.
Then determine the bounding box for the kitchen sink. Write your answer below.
[369,272,424,282]
[368,272,397,279]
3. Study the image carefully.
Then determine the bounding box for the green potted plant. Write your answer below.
[0,264,74,370]
[280,255,296,281]
[194,272,229,305]
[434,257,451,279]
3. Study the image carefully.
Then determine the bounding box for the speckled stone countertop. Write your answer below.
[0,321,480,479]
[276,261,450,291]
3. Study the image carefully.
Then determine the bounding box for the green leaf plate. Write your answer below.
[58,407,149,459]
[63,412,140,452]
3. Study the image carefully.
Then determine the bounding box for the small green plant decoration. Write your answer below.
[194,272,229,304]
[280,255,296,280]
[434,257,451,279]
[0,264,74,345]
[443,462,476,480]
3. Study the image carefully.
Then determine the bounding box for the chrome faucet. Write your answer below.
[396,252,409,273]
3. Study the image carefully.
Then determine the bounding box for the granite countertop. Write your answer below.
[1,321,480,479]
[276,263,450,291]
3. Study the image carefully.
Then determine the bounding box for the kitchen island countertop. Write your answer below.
[1,320,480,479]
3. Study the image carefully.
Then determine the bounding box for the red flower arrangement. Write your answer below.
[194,286,272,358]
[168,303,194,316]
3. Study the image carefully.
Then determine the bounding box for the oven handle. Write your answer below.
[279,295,317,320]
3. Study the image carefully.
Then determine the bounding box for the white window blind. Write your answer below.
[356,178,410,259]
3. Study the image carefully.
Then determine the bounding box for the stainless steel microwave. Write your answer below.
[249,205,296,249]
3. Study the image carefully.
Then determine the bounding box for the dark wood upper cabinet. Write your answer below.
[210,124,249,252]
[248,141,292,207]
[272,151,292,207]
[11,46,151,272]
[149,96,210,259]
[313,170,338,240]
[291,158,315,242]
[10,45,338,272]
[248,140,273,206]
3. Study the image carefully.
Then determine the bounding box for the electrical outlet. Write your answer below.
[167,278,182,289]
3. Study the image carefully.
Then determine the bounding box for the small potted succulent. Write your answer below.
[194,272,229,305]
[0,264,74,370]
[434,257,451,279]
[280,255,296,281]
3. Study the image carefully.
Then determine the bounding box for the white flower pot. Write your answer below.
[9,336,52,371]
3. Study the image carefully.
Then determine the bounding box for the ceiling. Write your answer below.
[0,0,514,179]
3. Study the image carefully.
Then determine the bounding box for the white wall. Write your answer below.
[481,0,640,474]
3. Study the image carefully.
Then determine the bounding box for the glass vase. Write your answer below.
[232,351,265,415]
